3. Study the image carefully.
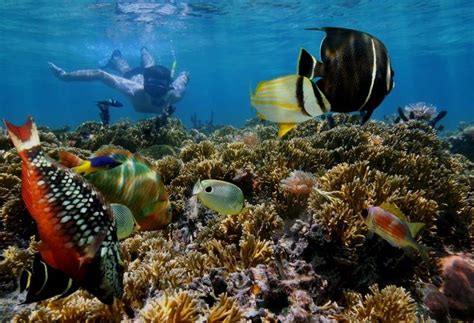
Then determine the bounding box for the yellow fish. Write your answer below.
[193,179,244,215]
[111,204,140,240]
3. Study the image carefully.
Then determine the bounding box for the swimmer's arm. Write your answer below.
[49,62,140,96]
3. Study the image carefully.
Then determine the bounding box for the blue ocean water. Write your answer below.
[0,0,472,130]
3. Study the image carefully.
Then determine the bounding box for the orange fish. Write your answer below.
[4,117,123,304]
[361,203,429,264]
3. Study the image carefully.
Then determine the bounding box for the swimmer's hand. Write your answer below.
[48,62,66,79]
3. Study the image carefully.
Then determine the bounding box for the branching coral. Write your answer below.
[207,294,242,323]
[139,291,199,323]
[337,284,418,322]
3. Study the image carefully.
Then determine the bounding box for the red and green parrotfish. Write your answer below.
[59,148,171,231]
[361,203,429,264]
[4,117,123,304]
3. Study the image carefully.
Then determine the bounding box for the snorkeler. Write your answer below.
[49,47,189,114]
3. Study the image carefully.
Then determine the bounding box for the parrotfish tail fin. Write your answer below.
[20,253,79,304]
[297,48,324,78]
[58,150,84,168]
[4,117,40,153]
[407,222,425,238]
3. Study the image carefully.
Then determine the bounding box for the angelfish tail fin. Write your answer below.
[297,48,324,79]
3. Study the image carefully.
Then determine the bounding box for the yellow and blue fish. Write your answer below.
[59,148,171,231]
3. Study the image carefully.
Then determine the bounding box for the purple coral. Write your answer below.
[403,102,438,121]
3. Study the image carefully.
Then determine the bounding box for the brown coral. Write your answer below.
[207,294,242,323]
[338,284,418,322]
[139,291,199,323]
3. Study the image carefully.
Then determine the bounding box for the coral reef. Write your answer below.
[1,115,473,321]
[337,284,418,322]
[447,121,474,161]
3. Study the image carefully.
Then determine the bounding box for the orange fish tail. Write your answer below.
[4,116,40,153]
[58,150,84,168]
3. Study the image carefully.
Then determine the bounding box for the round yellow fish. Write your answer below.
[111,204,139,240]
[192,179,244,215]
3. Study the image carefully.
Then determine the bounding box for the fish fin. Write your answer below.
[360,108,375,124]
[79,232,107,268]
[58,150,84,168]
[407,222,425,238]
[192,180,203,195]
[278,123,297,137]
[21,253,79,304]
[297,48,324,78]
[72,160,95,176]
[4,116,40,152]
[19,269,32,293]
[379,202,408,222]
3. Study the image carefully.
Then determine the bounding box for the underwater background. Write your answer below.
[0,1,473,322]
[0,0,473,129]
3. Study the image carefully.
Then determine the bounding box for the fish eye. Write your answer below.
[205,186,213,193]
[361,209,369,218]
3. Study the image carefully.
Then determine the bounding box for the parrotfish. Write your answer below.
[251,27,394,137]
[193,179,244,215]
[362,203,429,264]
[4,117,123,304]
[59,148,171,230]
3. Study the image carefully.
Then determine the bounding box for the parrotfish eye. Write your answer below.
[205,186,213,193]
[361,209,369,219]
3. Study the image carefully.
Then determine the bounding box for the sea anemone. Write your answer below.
[403,102,438,121]
[280,170,317,196]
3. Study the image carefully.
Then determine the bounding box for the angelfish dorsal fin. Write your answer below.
[297,48,324,79]
[380,202,407,222]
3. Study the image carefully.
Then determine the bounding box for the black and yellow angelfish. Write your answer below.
[251,27,395,137]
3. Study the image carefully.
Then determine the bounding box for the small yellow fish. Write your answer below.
[192,179,244,215]
[111,204,140,240]
[362,203,429,264]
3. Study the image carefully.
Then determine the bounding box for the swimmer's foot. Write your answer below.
[48,62,66,79]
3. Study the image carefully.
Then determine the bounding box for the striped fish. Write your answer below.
[362,203,429,264]
[251,27,394,137]
[4,117,123,304]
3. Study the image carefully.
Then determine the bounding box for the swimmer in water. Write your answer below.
[49,47,189,114]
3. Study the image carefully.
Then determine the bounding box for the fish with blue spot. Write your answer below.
[59,148,172,230]
[4,117,124,304]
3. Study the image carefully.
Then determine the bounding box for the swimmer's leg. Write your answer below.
[141,47,155,68]
[103,50,131,75]
[49,62,140,96]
